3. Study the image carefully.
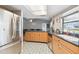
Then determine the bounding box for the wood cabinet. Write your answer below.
[58,38,79,54]
[48,35,53,50]
[24,32,48,42]
[52,35,79,54]
[53,36,60,53]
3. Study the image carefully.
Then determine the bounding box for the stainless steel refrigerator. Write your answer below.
[0,8,19,46]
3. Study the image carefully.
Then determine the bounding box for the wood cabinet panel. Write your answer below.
[53,38,59,53]
[24,32,48,42]
[40,32,48,42]
[52,35,79,54]
[58,38,79,54]
[48,36,52,49]
[58,41,73,54]
[58,44,71,54]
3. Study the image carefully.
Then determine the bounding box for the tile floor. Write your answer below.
[0,41,53,54]
[22,41,52,54]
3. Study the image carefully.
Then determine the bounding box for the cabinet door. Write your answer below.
[48,36,52,50]
[33,32,37,41]
[34,32,39,41]
[32,32,35,40]
[40,32,48,42]
[53,35,74,54]
[58,42,72,54]
[59,38,79,54]
[53,35,69,54]
[31,32,33,40]
[37,32,40,40]
[30,32,32,41]
[38,32,41,42]
[24,32,28,41]
[25,32,31,41]
[53,36,60,54]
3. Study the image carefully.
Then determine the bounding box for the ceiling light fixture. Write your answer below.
[30,19,32,22]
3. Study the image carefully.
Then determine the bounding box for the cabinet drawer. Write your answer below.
[58,41,73,54]
[56,36,79,54]
[53,35,78,54]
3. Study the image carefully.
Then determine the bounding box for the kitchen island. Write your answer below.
[23,29,48,43]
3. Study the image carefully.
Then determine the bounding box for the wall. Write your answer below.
[23,18,49,30]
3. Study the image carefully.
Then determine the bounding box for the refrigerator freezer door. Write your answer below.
[0,9,13,46]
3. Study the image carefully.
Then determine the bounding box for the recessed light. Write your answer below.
[30,19,32,22]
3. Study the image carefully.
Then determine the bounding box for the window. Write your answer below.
[63,12,79,37]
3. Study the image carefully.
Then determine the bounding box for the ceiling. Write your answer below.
[26,5,47,15]
[10,5,76,20]
[24,5,72,17]
[47,5,71,17]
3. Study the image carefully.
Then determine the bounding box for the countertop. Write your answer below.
[23,29,48,32]
[26,31,47,32]
[54,34,79,47]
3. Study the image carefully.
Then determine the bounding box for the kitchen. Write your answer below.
[23,5,79,54]
[0,5,79,54]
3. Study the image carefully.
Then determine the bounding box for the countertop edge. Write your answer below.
[53,34,79,47]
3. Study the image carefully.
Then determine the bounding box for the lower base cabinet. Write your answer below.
[48,35,53,50]
[52,35,79,54]
[24,32,48,43]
